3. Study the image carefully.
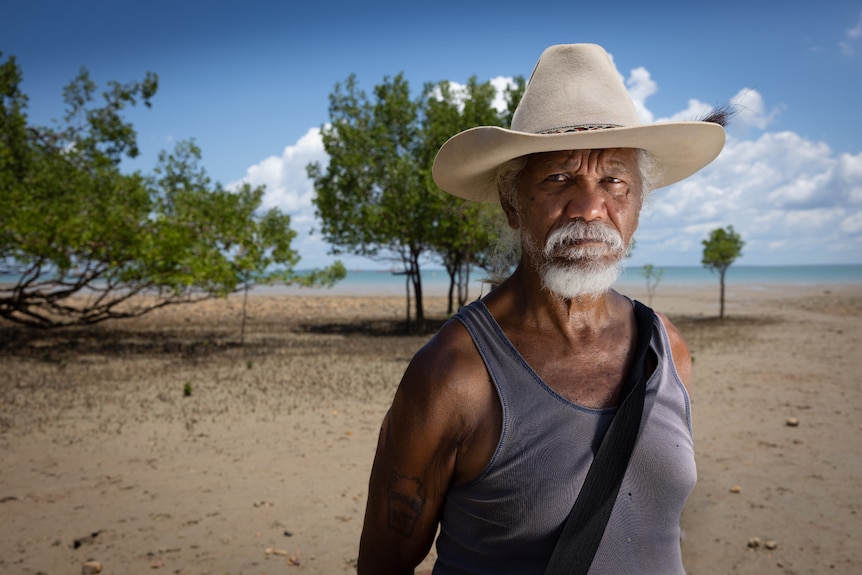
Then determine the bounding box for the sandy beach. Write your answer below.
[1,282,860,574]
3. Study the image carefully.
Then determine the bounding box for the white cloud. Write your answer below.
[625,67,658,123]
[781,206,846,227]
[635,128,862,265]
[839,151,862,203]
[489,75,517,113]
[655,98,715,124]
[233,127,325,214]
[624,72,779,135]
[730,88,779,131]
[430,76,516,114]
[841,211,862,233]
[840,10,862,56]
[429,80,467,109]
[230,127,349,269]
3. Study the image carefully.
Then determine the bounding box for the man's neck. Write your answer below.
[492,264,627,336]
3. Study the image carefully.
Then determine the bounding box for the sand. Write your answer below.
[1,283,860,574]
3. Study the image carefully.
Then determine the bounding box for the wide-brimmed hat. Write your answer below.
[432,43,726,202]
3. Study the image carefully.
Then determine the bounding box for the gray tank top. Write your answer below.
[433,299,696,575]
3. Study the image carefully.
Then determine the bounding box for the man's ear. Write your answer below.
[499,192,520,230]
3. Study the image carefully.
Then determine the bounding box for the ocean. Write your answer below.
[255,264,862,297]
[3,265,860,298]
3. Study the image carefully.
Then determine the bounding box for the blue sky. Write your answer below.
[6,1,862,269]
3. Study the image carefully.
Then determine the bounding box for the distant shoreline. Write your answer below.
[251,264,862,297]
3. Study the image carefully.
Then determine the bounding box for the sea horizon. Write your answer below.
[254,263,862,297]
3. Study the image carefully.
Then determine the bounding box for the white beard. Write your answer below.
[540,260,622,300]
[524,220,626,300]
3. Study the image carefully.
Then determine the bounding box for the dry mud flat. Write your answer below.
[1,285,860,574]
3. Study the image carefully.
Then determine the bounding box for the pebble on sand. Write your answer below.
[747,537,779,551]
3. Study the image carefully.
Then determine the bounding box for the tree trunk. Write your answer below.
[412,269,424,323]
[445,264,457,316]
[403,272,411,327]
[404,249,424,326]
[240,276,250,346]
[719,268,727,319]
[457,262,471,308]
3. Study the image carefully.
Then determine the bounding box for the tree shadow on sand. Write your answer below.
[298,317,448,337]
[0,324,245,362]
[0,314,449,362]
[2,313,775,363]
[667,313,782,350]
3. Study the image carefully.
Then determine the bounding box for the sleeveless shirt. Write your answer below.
[432,299,696,575]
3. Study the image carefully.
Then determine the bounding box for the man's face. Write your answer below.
[505,148,644,298]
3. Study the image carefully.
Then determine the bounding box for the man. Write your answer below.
[358,43,728,574]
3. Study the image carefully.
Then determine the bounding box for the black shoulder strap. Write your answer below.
[544,300,656,575]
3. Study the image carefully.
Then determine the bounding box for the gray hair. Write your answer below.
[636,149,660,202]
[496,155,529,212]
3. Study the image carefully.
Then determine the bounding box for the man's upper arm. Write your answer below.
[358,325,473,574]
[657,312,693,393]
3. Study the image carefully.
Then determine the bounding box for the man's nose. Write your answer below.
[563,182,606,222]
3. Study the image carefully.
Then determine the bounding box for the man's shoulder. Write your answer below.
[651,309,693,390]
[413,312,484,375]
[400,311,493,406]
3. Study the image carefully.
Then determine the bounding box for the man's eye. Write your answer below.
[602,177,630,192]
[546,174,568,182]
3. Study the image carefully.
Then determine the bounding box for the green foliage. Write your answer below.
[420,76,524,313]
[701,225,744,318]
[0,53,342,328]
[183,382,193,397]
[309,71,524,320]
[309,72,432,321]
[702,225,745,274]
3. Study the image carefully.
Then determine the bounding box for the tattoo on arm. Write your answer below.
[387,471,426,537]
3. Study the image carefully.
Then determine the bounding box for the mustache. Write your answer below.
[543,220,625,259]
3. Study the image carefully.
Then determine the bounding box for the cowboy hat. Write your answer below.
[432,43,726,202]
